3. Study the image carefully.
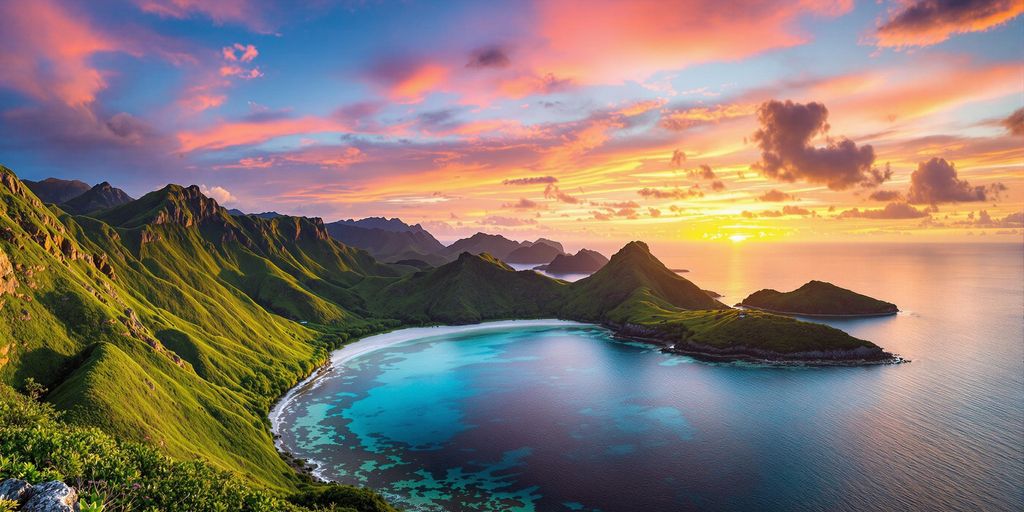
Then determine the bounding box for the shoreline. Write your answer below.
[267,317,906,482]
[608,322,908,366]
[268,319,589,481]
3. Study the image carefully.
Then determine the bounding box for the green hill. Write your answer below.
[356,252,565,324]
[740,280,898,316]
[0,164,897,510]
[561,241,727,321]
[0,166,390,491]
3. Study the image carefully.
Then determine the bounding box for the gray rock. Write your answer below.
[0,478,32,501]
[22,480,78,512]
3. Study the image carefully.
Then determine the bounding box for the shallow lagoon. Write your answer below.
[273,243,1023,511]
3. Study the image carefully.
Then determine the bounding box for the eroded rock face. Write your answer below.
[0,478,32,502]
[0,248,18,295]
[22,480,77,512]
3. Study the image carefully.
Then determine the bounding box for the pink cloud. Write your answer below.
[215,147,365,171]
[530,0,853,84]
[0,1,127,107]
[223,43,259,63]
[177,116,351,152]
[366,57,450,103]
[133,0,273,33]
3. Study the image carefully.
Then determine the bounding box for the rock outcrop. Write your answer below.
[0,479,78,512]
[22,481,77,512]
[0,248,18,295]
[0,478,32,502]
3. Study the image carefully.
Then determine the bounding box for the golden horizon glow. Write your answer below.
[0,0,1021,245]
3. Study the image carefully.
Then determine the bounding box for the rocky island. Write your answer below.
[739,280,899,317]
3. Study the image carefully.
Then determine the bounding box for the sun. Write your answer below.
[728,234,750,243]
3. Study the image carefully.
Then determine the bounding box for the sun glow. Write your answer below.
[728,234,750,243]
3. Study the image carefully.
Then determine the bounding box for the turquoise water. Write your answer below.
[275,243,1024,511]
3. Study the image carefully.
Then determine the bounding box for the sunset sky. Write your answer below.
[1,0,1021,245]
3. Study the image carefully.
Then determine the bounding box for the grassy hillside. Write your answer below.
[356,252,566,324]
[0,163,895,509]
[0,166,392,489]
[0,384,396,512]
[740,280,899,316]
[561,241,727,321]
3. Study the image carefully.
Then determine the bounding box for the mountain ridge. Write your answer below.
[0,164,898,511]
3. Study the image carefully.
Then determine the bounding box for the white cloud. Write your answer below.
[199,184,236,204]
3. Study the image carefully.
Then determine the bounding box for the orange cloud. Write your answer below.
[812,59,1021,126]
[875,0,1024,48]
[389,63,449,103]
[659,103,755,130]
[615,99,668,117]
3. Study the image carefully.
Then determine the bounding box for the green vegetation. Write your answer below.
[0,164,894,508]
[355,252,566,324]
[0,384,396,512]
[559,241,727,321]
[740,280,899,316]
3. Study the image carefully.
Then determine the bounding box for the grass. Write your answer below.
[740,280,898,316]
[0,384,396,512]
[0,163,889,508]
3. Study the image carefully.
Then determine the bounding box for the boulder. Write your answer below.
[22,480,77,512]
[0,478,32,502]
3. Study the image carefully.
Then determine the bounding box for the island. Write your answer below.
[0,164,905,512]
[738,280,898,317]
[533,248,609,274]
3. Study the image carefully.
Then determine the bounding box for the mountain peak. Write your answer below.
[564,241,727,317]
[61,181,133,216]
[98,183,228,228]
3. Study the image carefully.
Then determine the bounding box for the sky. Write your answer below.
[0,0,1021,245]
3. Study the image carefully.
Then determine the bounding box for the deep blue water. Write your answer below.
[274,243,1024,511]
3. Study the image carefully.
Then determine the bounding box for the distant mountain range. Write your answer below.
[22,177,91,203]
[535,249,609,274]
[227,209,282,219]
[325,220,448,266]
[22,177,606,272]
[325,220,599,270]
[23,177,133,215]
